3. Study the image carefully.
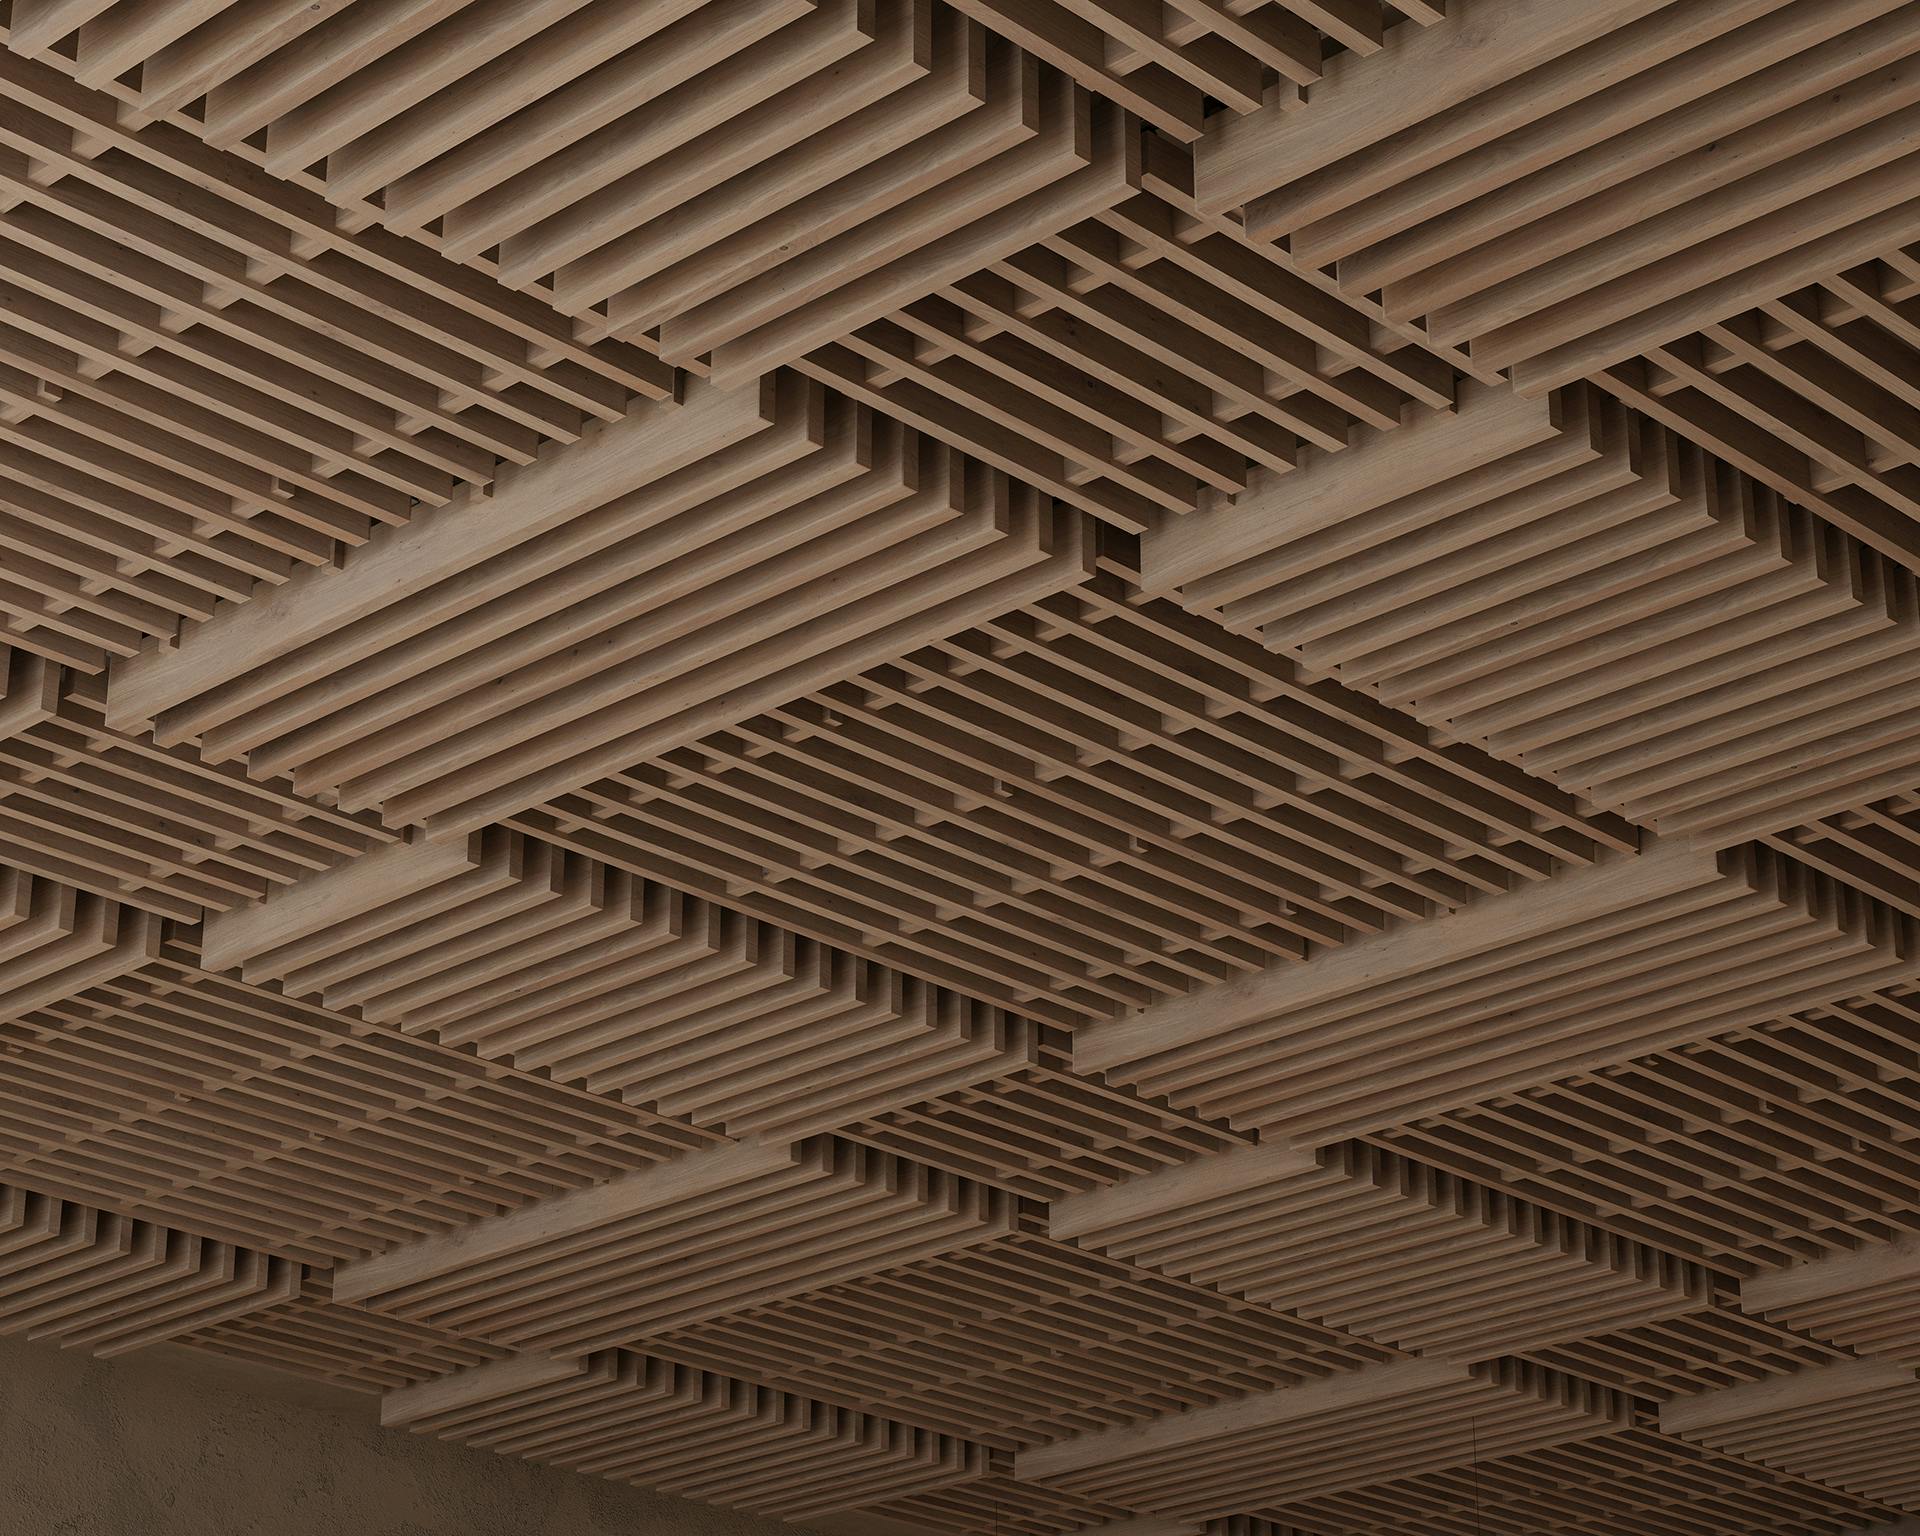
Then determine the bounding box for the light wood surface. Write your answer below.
[4,5,1920,1535]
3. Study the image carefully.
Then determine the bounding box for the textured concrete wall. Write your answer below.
[0,1332,819,1536]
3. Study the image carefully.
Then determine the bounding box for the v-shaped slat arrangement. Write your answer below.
[0,1179,299,1355]
[9,4,1920,1535]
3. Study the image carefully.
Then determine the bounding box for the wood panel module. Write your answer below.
[0,47,668,671]
[9,4,1920,1535]
[510,562,1626,1027]
[1075,837,1917,1145]
[1741,1236,1920,1369]
[0,936,710,1264]
[1201,0,1920,397]
[383,1349,991,1520]
[645,1222,1396,1449]
[1013,1358,1634,1519]
[1377,978,1920,1273]
[332,1136,1016,1352]
[1050,1140,1713,1359]
[1,647,396,918]
[0,1179,299,1356]
[200,825,1027,1139]
[110,372,1092,837]
[1144,381,1920,843]
[1661,1358,1920,1512]
[802,147,1456,533]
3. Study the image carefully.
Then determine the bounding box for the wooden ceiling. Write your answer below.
[4,3,1920,1534]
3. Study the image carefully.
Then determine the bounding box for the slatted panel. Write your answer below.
[384,1349,990,1520]
[1015,1358,1634,1520]
[175,1270,509,1393]
[0,939,711,1265]
[1598,249,1920,580]
[939,1,1447,142]
[1377,980,1920,1273]
[0,863,160,1017]
[836,1018,1250,1200]
[198,826,1025,1139]
[1741,1236,1920,1369]
[6,0,1150,382]
[646,1224,1397,1449]
[510,561,1625,1028]
[1202,0,1920,395]
[108,374,1093,838]
[849,1469,1146,1536]
[802,143,1455,534]
[1146,381,1920,842]
[1077,838,1917,1146]
[1264,1426,1906,1536]
[0,49,667,672]
[0,1179,299,1355]
[1522,1292,1857,1399]
[1662,1359,1920,1512]
[7,6,1920,1533]
[1052,1141,1711,1358]
[0,647,394,919]
[333,1137,1016,1352]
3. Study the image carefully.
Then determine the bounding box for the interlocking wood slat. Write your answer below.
[1,647,395,918]
[1377,978,1920,1273]
[1014,1358,1634,1519]
[0,863,160,1018]
[0,46,669,670]
[333,1136,1016,1352]
[937,2,1446,143]
[835,1017,1249,1200]
[1051,1140,1712,1358]
[6,1,1157,382]
[1521,1291,1858,1400]
[1145,381,1920,839]
[6,6,1920,1532]
[383,1347,991,1520]
[508,556,1624,1027]
[1662,1358,1920,1512]
[0,1179,300,1355]
[199,824,1032,1139]
[645,1222,1396,1450]
[1200,0,1920,394]
[798,140,1456,533]
[1076,837,1916,1146]
[1262,1426,1907,1536]
[175,1269,511,1393]
[108,372,1094,838]
[1741,1236,1920,1369]
[0,937,712,1265]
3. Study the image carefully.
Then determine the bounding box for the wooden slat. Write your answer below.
[1742,1235,1920,1368]
[334,1136,1017,1352]
[1201,0,1920,392]
[384,1348,990,1520]
[1145,381,1920,837]
[509,553,1621,1027]
[0,938,712,1265]
[646,1220,1396,1450]
[201,825,1030,1139]
[1015,1357,1634,1518]
[1053,1140,1712,1358]
[0,1179,299,1355]
[1077,837,1917,1144]
[1662,1359,1920,1511]
[1378,978,1920,1273]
